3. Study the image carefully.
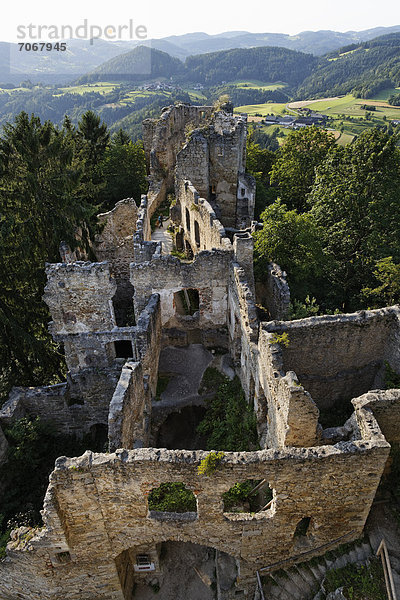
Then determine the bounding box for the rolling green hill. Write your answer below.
[77,45,185,83]
[80,45,317,87]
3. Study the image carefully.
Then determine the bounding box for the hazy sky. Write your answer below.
[4,0,400,42]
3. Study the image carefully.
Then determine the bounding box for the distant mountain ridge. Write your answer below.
[0,25,400,85]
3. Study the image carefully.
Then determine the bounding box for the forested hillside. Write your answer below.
[297,33,400,99]
[183,47,317,86]
[78,45,186,83]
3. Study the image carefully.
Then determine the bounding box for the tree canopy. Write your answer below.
[0,110,147,403]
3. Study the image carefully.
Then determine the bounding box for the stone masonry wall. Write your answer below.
[143,104,214,186]
[108,361,151,451]
[257,326,320,449]
[264,307,400,409]
[0,411,390,600]
[131,250,231,333]
[256,262,291,320]
[175,111,255,229]
[353,389,400,444]
[95,199,138,279]
[0,296,161,438]
[176,179,233,254]
[44,262,117,335]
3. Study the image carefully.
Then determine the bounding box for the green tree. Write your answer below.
[100,137,147,210]
[362,257,400,307]
[246,136,278,219]
[75,110,110,207]
[269,126,335,212]
[0,112,96,402]
[309,129,400,310]
[253,199,328,302]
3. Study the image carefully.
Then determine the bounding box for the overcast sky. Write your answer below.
[3,0,400,42]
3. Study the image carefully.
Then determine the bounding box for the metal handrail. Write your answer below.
[377,538,397,600]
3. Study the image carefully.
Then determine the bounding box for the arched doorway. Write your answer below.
[115,541,238,600]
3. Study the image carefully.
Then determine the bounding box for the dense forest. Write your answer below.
[0,111,147,406]
[249,126,400,316]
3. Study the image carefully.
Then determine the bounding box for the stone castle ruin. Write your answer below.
[0,103,399,599]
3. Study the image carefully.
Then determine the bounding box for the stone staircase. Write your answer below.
[256,539,373,600]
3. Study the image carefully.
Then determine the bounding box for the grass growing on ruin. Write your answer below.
[198,451,225,476]
[323,558,387,599]
[197,371,258,451]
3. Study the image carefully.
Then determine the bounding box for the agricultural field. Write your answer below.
[230,80,288,91]
[236,92,400,145]
[234,102,288,116]
[57,82,120,95]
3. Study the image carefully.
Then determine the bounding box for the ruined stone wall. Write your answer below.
[176,179,232,254]
[108,362,151,451]
[175,132,210,200]
[227,256,319,449]
[134,194,152,244]
[44,262,117,336]
[264,307,400,409]
[256,262,291,320]
[0,373,121,437]
[0,295,161,438]
[257,326,320,448]
[134,294,162,397]
[175,111,255,229]
[143,104,214,185]
[353,389,400,444]
[131,251,231,338]
[95,199,137,278]
[0,414,390,600]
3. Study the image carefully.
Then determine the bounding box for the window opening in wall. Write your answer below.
[114,340,134,359]
[148,482,197,516]
[112,282,135,327]
[294,516,311,537]
[55,551,71,564]
[241,187,246,197]
[194,220,200,247]
[174,289,200,316]
[89,423,109,452]
[186,208,191,231]
[222,479,273,514]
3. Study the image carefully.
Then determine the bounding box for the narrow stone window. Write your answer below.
[294,516,311,537]
[114,340,134,359]
[194,220,200,247]
[174,289,200,316]
[55,551,71,564]
[186,208,191,232]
